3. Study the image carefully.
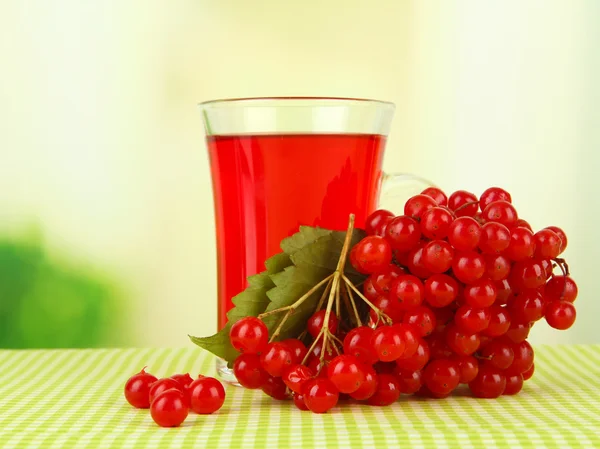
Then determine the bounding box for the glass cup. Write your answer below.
[199,97,432,381]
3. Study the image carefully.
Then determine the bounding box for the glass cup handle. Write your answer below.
[378,172,436,211]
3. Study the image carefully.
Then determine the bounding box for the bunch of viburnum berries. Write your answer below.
[229,187,577,413]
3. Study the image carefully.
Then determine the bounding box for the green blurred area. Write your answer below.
[0,234,125,348]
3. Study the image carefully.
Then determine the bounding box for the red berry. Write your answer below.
[522,363,535,381]
[505,227,535,261]
[370,265,406,295]
[511,290,545,323]
[371,326,406,362]
[479,222,511,255]
[480,187,512,210]
[367,374,400,406]
[448,190,479,217]
[149,378,185,405]
[404,194,437,219]
[480,340,514,369]
[124,368,158,409]
[307,310,339,338]
[406,243,434,279]
[343,326,378,365]
[262,374,288,400]
[534,229,561,259]
[455,305,490,334]
[453,355,479,383]
[293,393,309,411]
[485,254,511,281]
[326,355,365,393]
[505,321,532,344]
[302,378,339,413]
[371,295,404,323]
[365,209,395,236]
[422,240,454,274]
[150,389,188,427]
[446,325,480,356]
[353,236,393,274]
[452,251,486,284]
[396,338,430,371]
[510,259,546,291]
[348,364,378,400]
[281,339,308,364]
[423,359,460,396]
[504,374,524,395]
[170,373,194,389]
[482,200,518,227]
[469,366,506,398]
[421,187,448,206]
[403,306,436,337]
[229,317,269,355]
[188,377,225,414]
[260,342,294,377]
[424,274,459,308]
[448,216,481,251]
[545,226,568,253]
[392,323,420,359]
[283,364,314,393]
[233,353,266,389]
[420,207,454,240]
[386,215,422,252]
[545,301,576,330]
[545,276,578,302]
[482,306,511,337]
[506,340,534,375]
[390,275,425,309]
[362,276,380,302]
[464,278,497,308]
[515,219,533,231]
[428,332,454,359]
[394,367,423,394]
[495,279,513,305]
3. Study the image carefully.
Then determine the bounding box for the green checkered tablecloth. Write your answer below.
[0,346,599,448]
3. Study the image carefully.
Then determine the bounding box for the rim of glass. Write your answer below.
[198,96,395,108]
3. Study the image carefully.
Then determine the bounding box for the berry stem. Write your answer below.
[344,281,363,327]
[553,258,570,276]
[315,277,334,311]
[342,275,392,325]
[454,200,479,215]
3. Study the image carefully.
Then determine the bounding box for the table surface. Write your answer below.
[0,346,599,449]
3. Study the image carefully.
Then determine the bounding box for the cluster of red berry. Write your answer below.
[124,368,225,427]
[229,187,577,413]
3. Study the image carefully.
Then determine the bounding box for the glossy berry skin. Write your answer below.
[293,393,309,411]
[495,279,513,305]
[262,374,288,400]
[420,207,454,240]
[510,260,546,291]
[406,244,434,279]
[485,254,511,281]
[371,265,406,296]
[448,190,479,217]
[424,274,459,308]
[386,215,422,252]
[515,219,533,231]
[371,296,404,324]
[545,276,578,302]
[124,368,158,409]
[423,359,460,396]
[511,290,545,323]
[403,306,436,337]
[421,187,448,206]
[446,325,480,356]
[326,355,365,393]
[149,378,185,405]
[448,217,481,251]
[170,373,194,389]
[455,305,490,334]
[505,227,535,261]
[522,363,535,381]
[302,378,339,413]
[390,275,425,309]
[464,278,497,308]
[479,222,511,255]
[353,236,393,274]
[281,339,308,364]
[428,332,454,360]
[452,251,486,284]
[188,377,225,414]
[469,366,506,398]
[454,355,479,383]
[534,229,561,259]
[365,209,394,236]
[367,374,401,406]
[229,317,269,355]
[545,226,568,253]
[395,367,423,394]
[479,187,512,210]
[371,326,406,362]
[283,364,315,394]
[482,200,518,227]
[504,374,524,395]
[348,365,378,400]
[392,323,419,359]
[422,240,454,274]
[307,310,339,338]
[396,339,430,371]
[480,340,514,370]
[343,326,378,365]
[260,342,294,377]
[506,340,534,375]
[404,194,437,219]
[233,353,266,389]
[150,389,188,427]
[482,306,511,337]
[545,301,576,330]
[362,276,380,302]
[505,321,531,344]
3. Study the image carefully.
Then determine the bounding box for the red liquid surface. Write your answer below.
[207,134,386,329]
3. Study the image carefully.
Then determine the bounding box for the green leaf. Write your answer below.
[280,226,332,255]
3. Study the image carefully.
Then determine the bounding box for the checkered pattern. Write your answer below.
[0,346,599,448]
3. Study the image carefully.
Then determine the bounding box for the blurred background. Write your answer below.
[0,0,598,347]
